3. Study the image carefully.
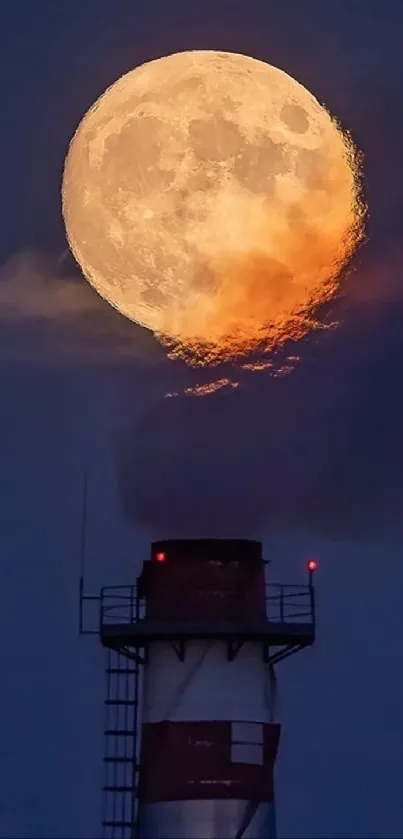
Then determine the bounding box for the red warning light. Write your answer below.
[155,551,166,563]
[307,559,317,572]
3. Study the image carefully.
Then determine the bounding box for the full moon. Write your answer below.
[62,50,363,364]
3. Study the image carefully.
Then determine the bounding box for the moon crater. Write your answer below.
[189,115,244,161]
[280,102,310,133]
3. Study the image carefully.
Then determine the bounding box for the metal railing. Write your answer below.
[100,585,145,627]
[266,584,315,624]
[99,583,315,628]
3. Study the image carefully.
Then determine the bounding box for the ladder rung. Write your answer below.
[103,786,133,792]
[104,756,134,763]
[105,700,137,706]
[104,729,136,736]
[103,822,134,829]
[106,668,137,674]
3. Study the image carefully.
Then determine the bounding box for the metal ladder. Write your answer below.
[102,648,140,838]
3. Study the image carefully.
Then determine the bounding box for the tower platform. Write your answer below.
[99,580,315,665]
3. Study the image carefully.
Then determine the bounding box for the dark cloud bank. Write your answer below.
[117,248,403,543]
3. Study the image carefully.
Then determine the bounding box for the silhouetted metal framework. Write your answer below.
[79,578,315,838]
[102,648,139,836]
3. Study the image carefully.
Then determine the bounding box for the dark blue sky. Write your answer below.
[1,1,403,836]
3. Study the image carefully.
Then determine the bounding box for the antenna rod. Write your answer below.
[79,472,88,634]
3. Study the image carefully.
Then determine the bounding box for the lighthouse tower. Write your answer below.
[90,538,315,839]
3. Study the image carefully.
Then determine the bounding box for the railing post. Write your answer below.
[99,587,104,633]
[307,560,317,630]
[280,585,284,622]
[79,575,84,635]
[309,580,316,630]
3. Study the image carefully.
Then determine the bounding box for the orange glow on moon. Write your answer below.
[62,50,364,365]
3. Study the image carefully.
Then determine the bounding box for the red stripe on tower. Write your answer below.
[139,720,280,801]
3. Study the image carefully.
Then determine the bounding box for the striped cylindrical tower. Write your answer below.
[135,539,280,839]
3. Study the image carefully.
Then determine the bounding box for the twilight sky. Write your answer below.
[1,1,403,837]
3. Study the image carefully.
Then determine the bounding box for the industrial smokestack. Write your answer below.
[136,539,278,838]
[90,538,315,838]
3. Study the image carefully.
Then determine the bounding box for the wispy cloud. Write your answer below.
[0,250,162,364]
[0,250,104,319]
